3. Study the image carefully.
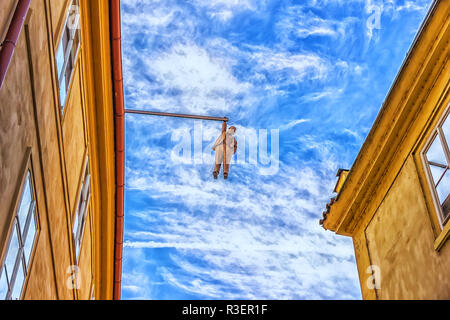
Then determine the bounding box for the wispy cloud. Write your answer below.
[280,119,311,131]
[276,5,356,39]
[394,1,429,12]
[301,88,344,102]
[191,0,259,21]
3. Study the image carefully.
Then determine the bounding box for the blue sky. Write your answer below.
[120,0,432,300]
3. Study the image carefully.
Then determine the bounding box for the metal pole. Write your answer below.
[222,121,227,176]
[125,109,228,122]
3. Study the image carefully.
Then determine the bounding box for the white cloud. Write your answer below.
[191,0,259,21]
[123,42,252,115]
[192,0,255,10]
[302,88,344,102]
[394,1,428,12]
[276,5,357,41]
[280,119,311,131]
[343,128,361,140]
[254,50,329,81]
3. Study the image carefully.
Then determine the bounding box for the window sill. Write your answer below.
[434,221,450,251]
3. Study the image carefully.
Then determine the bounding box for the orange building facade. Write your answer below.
[0,0,123,300]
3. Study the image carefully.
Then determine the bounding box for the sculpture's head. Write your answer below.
[228,126,237,135]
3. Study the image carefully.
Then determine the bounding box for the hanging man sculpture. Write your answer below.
[212,125,237,179]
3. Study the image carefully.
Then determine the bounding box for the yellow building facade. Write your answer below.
[0,0,119,299]
[321,0,450,299]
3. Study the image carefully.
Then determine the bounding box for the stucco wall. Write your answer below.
[0,0,16,39]
[77,206,94,300]
[360,156,450,299]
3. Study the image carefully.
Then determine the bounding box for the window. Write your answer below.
[423,110,450,226]
[0,171,38,300]
[73,159,91,261]
[90,284,95,300]
[56,0,81,110]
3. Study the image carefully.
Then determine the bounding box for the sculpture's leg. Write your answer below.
[223,164,230,179]
[223,146,233,179]
[213,163,221,179]
[213,149,223,179]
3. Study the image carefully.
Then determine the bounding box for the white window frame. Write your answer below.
[73,158,91,262]
[0,170,38,300]
[56,0,81,111]
[422,106,450,228]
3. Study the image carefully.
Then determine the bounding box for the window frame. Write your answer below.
[72,157,91,263]
[421,107,450,228]
[55,0,81,113]
[90,283,95,300]
[0,151,40,300]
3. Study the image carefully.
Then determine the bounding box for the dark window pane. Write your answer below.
[56,41,65,77]
[83,174,91,200]
[73,210,79,236]
[0,267,8,300]
[76,238,81,259]
[441,113,450,149]
[62,27,70,53]
[4,225,19,277]
[65,57,73,89]
[76,214,83,245]
[427,135,447,166]
[10,262,24,300]
[73,210,80,259]
[441,196,450,221]
[436,170,450,206]
[23,212,37,269]
[59,73,68,107]
[73,31,80,59]
[17,174,32,234]
[429,164,446,186]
